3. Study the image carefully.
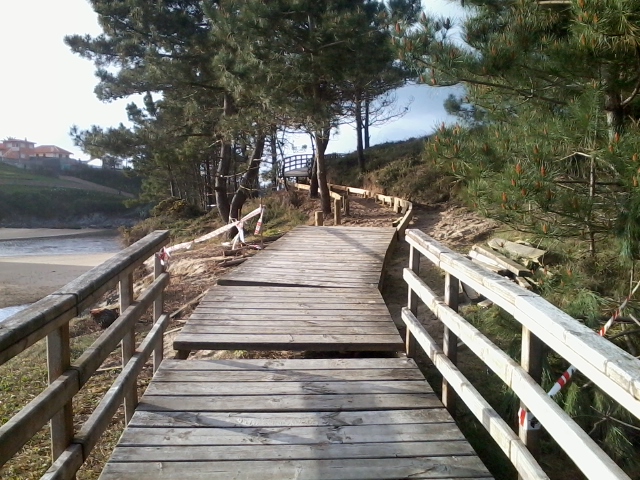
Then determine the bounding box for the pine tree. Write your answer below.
[402,0,640,472]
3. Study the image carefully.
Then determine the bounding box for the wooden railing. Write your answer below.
[294,182,413,235]
[0,230,170,479]
[403,229,640,480]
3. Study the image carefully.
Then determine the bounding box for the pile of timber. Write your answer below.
[465,238,549,306]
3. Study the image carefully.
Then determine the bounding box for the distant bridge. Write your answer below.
[281,153,342,178]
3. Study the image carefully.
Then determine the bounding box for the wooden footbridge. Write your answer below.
[1,185,640,480]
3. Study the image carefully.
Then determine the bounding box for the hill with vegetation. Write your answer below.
[0,163,143,228]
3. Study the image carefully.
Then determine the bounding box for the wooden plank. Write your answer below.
[216,278,382,287]
[110,441,476,462]
[198,294,385,302]
[127,408,455,428]
[152,368,427,382]
[192,299,388,315]
[188,309,391,317]
[186,315,393,323]
[160,357,419,370]
[144,380,430,396]
[137,393,441,412]
[173,334,404,351]
[118,422,465,446]
[178,325,400,335]
[100,456,492,480]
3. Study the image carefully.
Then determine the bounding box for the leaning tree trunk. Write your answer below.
[314,126,332,214]
[355,90,365,173]
[364,97,371,149]
[215,92,235,221]
[229,136,266,224]
[309,158,319,197]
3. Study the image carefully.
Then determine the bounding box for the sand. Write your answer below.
[0,229,117,308]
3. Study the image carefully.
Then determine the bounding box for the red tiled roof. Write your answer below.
[32,145,73,155]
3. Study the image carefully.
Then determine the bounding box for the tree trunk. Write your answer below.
[215,92,234,221]
[364,96,371,149]
[355,90,365,172]
[310,157,319,197]
[229,135,266,223]
[314,126,332,214]
[269,129,278,189]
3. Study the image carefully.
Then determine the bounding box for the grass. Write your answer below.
[0,186,131,222]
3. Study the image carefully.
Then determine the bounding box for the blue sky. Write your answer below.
[0,0,464,160]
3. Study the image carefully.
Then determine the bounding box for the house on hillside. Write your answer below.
[0,138,81,171]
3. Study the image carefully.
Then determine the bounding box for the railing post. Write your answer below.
[47,325,73,461]
[153,254,165,373]
[442,272,459,417]
[334,198,342,225]
[315,211,324,226]
[406,245,420,357]
[120,272,137,423]
[343,194,349,216]
[519,327,543,465]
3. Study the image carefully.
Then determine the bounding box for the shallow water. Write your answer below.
[0,232,122,258]
[0,304,29,322]
[0,230,123,322]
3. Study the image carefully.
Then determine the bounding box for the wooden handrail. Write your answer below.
[403,229,639,480]
[294,182,413,237]
[0,230,170,479]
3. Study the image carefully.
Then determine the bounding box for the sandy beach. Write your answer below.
[0,229,117,308]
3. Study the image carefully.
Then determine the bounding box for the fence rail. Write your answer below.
[404,229,640,480]
[0,230,170,479]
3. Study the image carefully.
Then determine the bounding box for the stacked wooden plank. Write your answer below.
[99,358,493,480]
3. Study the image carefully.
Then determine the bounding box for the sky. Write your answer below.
[0,0,464,161]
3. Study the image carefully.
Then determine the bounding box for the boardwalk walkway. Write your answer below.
[99,226,492,479]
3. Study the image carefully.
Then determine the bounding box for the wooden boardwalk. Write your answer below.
[99,225,492,479]
[100,358,492,480]
[218,226,396,288]
[173,285,404,353]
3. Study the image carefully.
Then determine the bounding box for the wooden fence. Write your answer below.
[294,182,413,236]
[403,229,640,480]
[0,230,170,479]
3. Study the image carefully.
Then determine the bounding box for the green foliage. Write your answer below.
[68,168,142,195]
[0,186,130,221]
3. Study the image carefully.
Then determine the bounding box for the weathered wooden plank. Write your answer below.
[127,408,454,428]
[144,380,429,396]
[173,334,404,351]
[110,440,476,462]
[118,422,464,446]
[194,303,389,311]
[178,325,400,335]
[160,357,418,370]
[152,367,427,382]
[217,278,380,288]
[185,315,393,323]
[137,393,441,412]
[100,456,492,480]
[199,292,387,301]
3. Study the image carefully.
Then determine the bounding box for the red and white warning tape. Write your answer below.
[518,279,640,430]
[163,206,265,255]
